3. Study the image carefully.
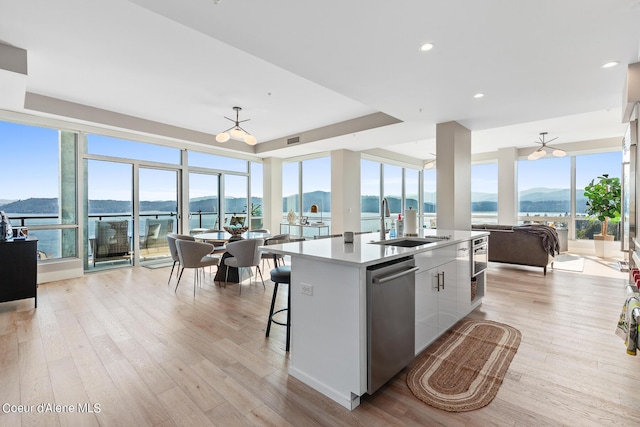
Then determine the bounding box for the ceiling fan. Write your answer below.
[527,132,566,160]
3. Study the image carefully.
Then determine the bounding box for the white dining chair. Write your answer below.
[166,233,195,285]
[224,238,265,295]
[174,239,220,296]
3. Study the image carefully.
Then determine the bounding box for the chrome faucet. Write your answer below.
[380,197,391,240]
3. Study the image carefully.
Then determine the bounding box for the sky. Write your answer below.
[1,121,254,201]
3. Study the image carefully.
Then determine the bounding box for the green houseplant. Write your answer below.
[583,174,621,257]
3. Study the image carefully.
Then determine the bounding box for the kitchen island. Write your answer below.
[262,229,489,410]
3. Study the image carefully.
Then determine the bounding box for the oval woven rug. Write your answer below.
[406,319,521,412]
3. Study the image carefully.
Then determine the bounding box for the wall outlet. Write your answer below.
[301,283,313,296]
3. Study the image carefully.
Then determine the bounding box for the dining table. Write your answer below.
[192,230,271,244]
[193,231,271,283]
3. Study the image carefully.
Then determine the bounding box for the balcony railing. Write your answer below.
[7,211,265,260]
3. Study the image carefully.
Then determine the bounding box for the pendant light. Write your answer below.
[215,107,257,145]
[527,132,565,160]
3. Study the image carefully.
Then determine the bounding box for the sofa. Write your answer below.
[471,224,560,275]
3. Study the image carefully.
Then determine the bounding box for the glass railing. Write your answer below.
[8,211,263,261]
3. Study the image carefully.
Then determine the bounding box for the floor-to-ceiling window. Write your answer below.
[302,157,331,226]
[575,151,622,240]
[282,161,300,224]
[224,174,249,227]
[384,164,402,220]
[86,159,133,269]
[405,169,420,211]
[139,168,179,261]
[250,161,263,230]
[361,158,424,232]
[361,159,381,232]
[0,120,78,260]
[282,156,331,237]
[85,134,181,270]
[188,151,251,230]
[423,167,436,228]
[516,151,621,241]
[518,156,571,230]
[1,115,263,277]
[471,162,498,224]
[188,172,220,230]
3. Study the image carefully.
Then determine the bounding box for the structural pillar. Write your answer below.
[59,131,77,258]
[497,147,518,224]
[331,149,361,234]
[263,157,283,235]
[436,121,471,230]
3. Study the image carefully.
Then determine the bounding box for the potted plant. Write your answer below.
[583,174,621,258]
[249,203,263,229]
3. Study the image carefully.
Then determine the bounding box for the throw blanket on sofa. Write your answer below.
[512,225,560,257]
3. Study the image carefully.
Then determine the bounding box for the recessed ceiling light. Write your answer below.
[420,43,434,52]
[474,93,485,99]
[602,61,619,68]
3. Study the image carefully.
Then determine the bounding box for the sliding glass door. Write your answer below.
[138,168,179,264]
[85,159,133,271]
[189,172,220,231]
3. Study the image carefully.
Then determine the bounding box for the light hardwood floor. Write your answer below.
[0,259,639,427]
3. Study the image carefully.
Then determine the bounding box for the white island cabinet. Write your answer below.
[262,229,488,410]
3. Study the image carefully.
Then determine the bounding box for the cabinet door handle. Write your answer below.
[434,272,440,291]
[441,271,445,290]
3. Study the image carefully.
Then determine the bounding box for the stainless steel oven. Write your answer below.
[472,236,488,276]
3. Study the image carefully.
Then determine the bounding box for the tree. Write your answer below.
[583,174,621,236]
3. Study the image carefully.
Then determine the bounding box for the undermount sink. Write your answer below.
[369,237,442,247]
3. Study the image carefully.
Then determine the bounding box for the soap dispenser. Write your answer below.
[389,219,396,238]
[397,213,404,237]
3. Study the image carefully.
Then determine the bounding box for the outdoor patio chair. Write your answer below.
[140,218,174,252]
[92,220,131,267]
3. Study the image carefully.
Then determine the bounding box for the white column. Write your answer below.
[497,147,518,225]
[436,121,471,230]
[263,157,282,235]
[330,150,361,234]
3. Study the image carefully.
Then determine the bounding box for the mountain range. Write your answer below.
[0,188,589,215]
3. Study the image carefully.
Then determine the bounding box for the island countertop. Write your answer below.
[261,228,489,267]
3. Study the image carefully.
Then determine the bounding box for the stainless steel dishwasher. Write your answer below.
[367,256,418,394]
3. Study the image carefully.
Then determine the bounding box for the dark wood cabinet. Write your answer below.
[0,237,38,307]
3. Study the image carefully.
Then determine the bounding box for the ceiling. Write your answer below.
[1,0,639,160]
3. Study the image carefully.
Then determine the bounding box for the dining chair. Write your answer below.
[198,229,227,254]
[166,233,195,285]
[174,239,220,296]
[261,233,290,270]
[224,238,265,295]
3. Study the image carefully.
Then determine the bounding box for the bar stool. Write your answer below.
[266,265,291,351]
